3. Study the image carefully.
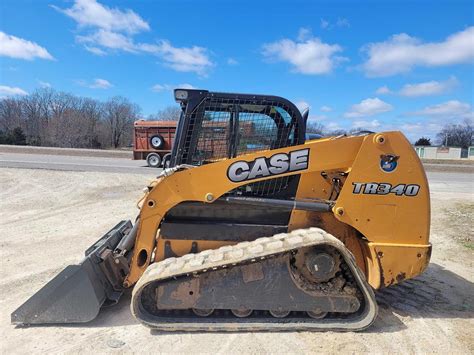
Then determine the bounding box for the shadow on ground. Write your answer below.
[369,262,474,332]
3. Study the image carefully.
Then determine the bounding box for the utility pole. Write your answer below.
[445,133,448,146]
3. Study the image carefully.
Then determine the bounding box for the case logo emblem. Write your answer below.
[227,149,309,183]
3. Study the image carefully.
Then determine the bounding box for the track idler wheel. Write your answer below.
[192,308,214,317]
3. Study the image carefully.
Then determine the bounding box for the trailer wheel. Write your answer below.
[146,153,162,168]
[150,135,164,149]
[162,153,171,168]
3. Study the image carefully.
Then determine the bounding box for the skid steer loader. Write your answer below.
[11,89,431,331]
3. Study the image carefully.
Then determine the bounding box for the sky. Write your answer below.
[0,0,473,142]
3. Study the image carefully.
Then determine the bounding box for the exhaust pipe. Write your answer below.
[11,220,136,325]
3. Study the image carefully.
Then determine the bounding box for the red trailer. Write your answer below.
[133,120,177,167]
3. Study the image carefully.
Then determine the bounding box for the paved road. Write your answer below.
[0,152,160,175]
[426,171,474,194]
[1,152,473,194]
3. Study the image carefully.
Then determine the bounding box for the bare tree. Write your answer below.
[21,92,44,144]
[436,119,473,149]
[148,106,181,121]
[0,88,143,149]
[79,98,103,148]
[45,91,78,146]
[306,121,324,134]
[0,98,23,132]
[103,96,139,148]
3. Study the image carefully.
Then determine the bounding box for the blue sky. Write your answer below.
[0,0,473,142]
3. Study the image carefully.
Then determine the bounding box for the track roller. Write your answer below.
[192,308,214,317]
[231,309,253,318]
[269,310,291,318]
[307,311,328,319]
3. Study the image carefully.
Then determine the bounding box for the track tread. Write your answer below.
[131,228,378,332]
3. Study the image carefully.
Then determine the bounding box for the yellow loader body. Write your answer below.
[129,131,431,289]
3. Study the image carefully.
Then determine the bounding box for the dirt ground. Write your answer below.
[0,168,473,354]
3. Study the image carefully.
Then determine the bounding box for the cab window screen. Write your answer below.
[236,108,276,155]
[181,97,297,166]
[192,110,231,163]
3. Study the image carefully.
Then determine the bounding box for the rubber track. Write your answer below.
[131,228,378,331]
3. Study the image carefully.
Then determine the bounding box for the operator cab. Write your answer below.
[161,89,307,250]
[171,89,306,167]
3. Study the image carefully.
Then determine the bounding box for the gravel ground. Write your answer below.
[0,168,473,354]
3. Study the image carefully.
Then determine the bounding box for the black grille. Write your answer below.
[177,96,298,166]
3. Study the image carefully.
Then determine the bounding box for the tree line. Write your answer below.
[0,88,143,149]
[1,88,472,149]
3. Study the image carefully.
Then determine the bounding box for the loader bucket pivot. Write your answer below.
[11,220,133,325]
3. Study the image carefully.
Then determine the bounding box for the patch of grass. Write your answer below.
[462,242,474,250]
[444,202,474,250]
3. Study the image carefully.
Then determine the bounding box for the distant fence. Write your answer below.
[414,146,463,160]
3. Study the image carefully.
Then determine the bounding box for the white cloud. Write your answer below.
[78,78,113,89]
[399,122,445,141]
[295,100,310,111]
[84,45,107,56]
[177,83,196,90]
[352,119,381,128]
[90,78,112,89]
[397,100,474,141]
[375,86,392,95]
[151,83,196,92]
[336,18,350,28]
[362,26,474,76]
[376,77,458,97]
[262,29,345,75]
[325,122,343,131]
[37,80,51,88]
[344,97,393,118]
[77,29,136,52]
[227,58,239,65]
[320,105,332,112]
[55,0,213,75]
[52,0,149,34]
[78,36,213,75]
[152,41,213,75]
[412,100,473,119]
[151,84,167,92]
[399,77,458,97]
[297,27,312,41]
[0,85,28,97]
[0,32,54,60]
[320,18,350,30]
[310,114,328,121]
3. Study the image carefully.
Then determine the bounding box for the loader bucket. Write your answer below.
[11,220,133,325]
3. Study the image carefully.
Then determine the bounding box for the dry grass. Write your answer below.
[444,202,474,250]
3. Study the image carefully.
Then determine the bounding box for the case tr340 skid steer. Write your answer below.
[12,89,431,332]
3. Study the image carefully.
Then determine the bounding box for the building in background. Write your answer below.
[414,146,463,160]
